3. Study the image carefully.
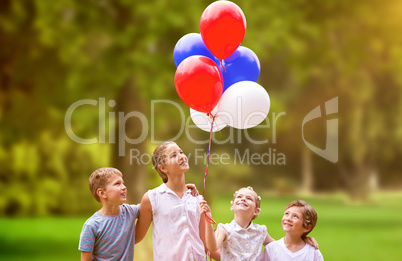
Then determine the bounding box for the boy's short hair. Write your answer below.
[285,200,317,238]
[89,167,122,202]
[152,141,175,183]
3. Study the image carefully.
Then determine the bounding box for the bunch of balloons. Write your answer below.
[174,0,270,131]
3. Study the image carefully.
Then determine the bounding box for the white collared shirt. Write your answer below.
[260,237,324,261]
[148,183,205,261]
[219,219,268,261]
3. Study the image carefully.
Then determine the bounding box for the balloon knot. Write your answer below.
[207,112,217,121]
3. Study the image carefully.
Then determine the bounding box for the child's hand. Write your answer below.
[185,183,199,197]
[305,237,319,250]
[199,200,212,217]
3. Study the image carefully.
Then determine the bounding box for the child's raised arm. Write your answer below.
[135,192,153,244]
[199,200,227,253]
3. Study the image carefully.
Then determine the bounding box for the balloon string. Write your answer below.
[203,113,217,261]
[219,59,226,72]
[203,112,217,235]
[202,113,216,197]
[205,213,217,261]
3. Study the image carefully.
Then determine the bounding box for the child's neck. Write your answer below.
[234,214,252,229]
[99,203,121,216]
[166,175,187,198]
[283,234,306,253]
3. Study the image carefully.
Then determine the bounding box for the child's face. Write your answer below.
[231,188,259,216]
[160,143,189,175]
[102,173,127,204]
[282,206,309,236]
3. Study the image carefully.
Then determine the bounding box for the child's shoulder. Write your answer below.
[217,219,235,229]
[148,183,165,193]
[121,203,140,211]
[301,241,323,260]
[121,203,140,217]
[305,241,322,254]
[82,211,104,228]
[267,237,282,248]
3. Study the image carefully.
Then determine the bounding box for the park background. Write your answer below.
[1,0,402,260]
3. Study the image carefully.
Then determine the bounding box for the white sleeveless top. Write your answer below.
[148,183,205,261]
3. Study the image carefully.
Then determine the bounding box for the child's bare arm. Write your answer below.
[135,192,153,244]
[199,200,227,253]
[214,227,227,251]
[263,232,276,245]
[81,251,92,261]
[199,200,216,251]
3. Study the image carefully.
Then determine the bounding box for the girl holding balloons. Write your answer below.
[135,141,220,260]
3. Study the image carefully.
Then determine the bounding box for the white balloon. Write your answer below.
[218,81,270,129]
[190,106,227,132]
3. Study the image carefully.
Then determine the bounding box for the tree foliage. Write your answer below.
[1,0,402,216]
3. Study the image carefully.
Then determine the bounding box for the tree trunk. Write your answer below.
[112,77,147,204]
[301,148,313,194]
[341,163,373,202]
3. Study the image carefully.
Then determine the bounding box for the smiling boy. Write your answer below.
[260,200,324,261]
[79,167,140,261]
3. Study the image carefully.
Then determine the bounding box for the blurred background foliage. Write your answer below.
[1,0,402,258]
[1,0,402,216]
[1,0,402,260]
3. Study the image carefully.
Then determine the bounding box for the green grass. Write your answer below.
[1,193,401,260]
[0,217,83,261]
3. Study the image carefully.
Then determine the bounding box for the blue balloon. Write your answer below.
[221,46,261,93]
[173,33,220,67]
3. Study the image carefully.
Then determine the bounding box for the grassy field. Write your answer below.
[0,193,401,261]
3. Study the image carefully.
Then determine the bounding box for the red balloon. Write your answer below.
[200,1,246,59]
[175,55,223,113]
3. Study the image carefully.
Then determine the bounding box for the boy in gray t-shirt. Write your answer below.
[79,167,140,261]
